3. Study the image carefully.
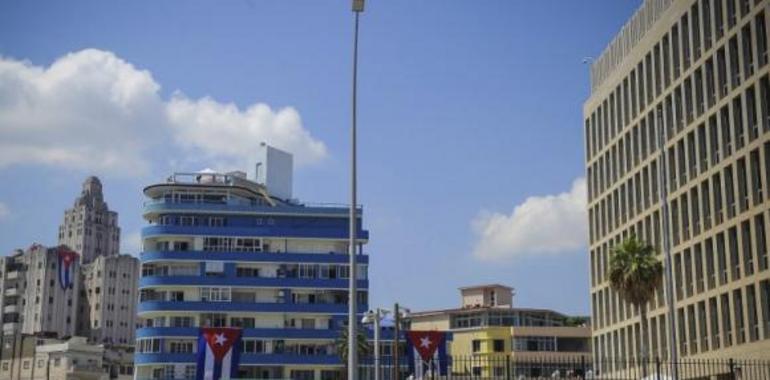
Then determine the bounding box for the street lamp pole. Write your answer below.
[348,1,364,380]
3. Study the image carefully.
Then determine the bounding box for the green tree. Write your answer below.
[336,327,371,379]
[609,235,663,371]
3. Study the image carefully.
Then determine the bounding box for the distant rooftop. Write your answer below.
[459,284,514,291]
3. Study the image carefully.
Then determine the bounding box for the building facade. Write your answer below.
[58,176,120,265]
[0,245,82,380]
[410,285,591,378]
[78,254,139,348]
[584,0,770,373]
[134,146,369,380]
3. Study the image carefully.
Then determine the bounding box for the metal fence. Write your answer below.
[357,355,770,380]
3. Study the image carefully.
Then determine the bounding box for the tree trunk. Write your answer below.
[640,303,649,379]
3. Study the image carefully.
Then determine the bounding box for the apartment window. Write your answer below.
[717,48,728,97]
[729,37,741,88]
[725,166,736,218]
[742,25,755,78]
[683,14,692,70]
[761,280,770,338]
[493,339,505,353]
[761,76,770,131]
[169,341,194,353]
[703,0,713,50]
[200,287,231,302]
[756,214,768,271]
[738,158,749,212]
[747,88,759,142]
[695,244,705,293]
[722,293,733,347]
[692,3,702,61]
[757,13,768,67]
[715,0,725,39]
[741,220,754,276]
[717,233,729,285]
[734,97,746,150]
[706,238,716,289]
[729,227,742,280]
[200,313,227,327]
[735,289,746,344]
[747,285,759,341]
[710,297,721,349]
[204,261,225,277]
[472,340,481,353]
[170,316,194,328]
[242,339,266,354]
[727,0,738,28]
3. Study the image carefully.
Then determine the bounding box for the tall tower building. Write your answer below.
[584,0,770,372]
[58,176,120,264]
[134,145,369,380]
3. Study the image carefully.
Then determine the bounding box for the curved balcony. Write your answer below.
[135,353,341,365]
[139,275,368,290]
[137,326,394,341]
[138,301,365,315]
[142,225,369,241]
[140,251,368,264]
[137,327,339,340]
[144,199,360,218]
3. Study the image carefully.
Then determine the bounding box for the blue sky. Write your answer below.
[0,0,641,315]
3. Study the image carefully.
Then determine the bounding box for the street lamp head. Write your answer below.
[352,0,365,13]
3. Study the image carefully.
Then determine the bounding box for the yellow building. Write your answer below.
[410,284,591,378]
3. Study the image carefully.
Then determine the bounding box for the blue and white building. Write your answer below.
[135,145,369,380]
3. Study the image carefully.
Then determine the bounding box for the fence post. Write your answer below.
[730,358,736,380]
[506,355,511,380]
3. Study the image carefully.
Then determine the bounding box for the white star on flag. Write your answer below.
[214,333,228,346]
[420,336,432,348]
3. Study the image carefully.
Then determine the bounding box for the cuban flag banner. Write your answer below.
[196,328,242,380]
[406,330,449,379]
[57,248,78,291]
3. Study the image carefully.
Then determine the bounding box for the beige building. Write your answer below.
[58,176,120,265]
[78,254,139,348]
[584,0,770,373]
[411,285,591,378]
[3,336,133,380]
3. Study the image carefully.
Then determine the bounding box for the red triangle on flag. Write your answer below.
[202,328,242,362]
[407,331,445,361]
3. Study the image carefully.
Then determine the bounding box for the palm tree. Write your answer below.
[609,235,663,374]
[336,327,371,379]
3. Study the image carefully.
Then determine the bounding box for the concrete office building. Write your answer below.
[410,285,591,378]
[584,0,770,372]
[58,176,120,265]
[134,145,369,380]
[78,254,140,348]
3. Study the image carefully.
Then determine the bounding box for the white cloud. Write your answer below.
[471,178,588,261]
[167,95,327,168]
[0,49,327,176]
[0,202,9,221]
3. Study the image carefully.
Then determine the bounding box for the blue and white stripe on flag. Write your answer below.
[406,331,449,379]
[57,248,78,291]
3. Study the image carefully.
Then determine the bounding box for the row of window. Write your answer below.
[588,73,770,219]
[137,337,336,356]
[586,2,767,163]
[592,209,769,330]
[594,280,770,368]
[589,141,770,251]
[143,314,330,330]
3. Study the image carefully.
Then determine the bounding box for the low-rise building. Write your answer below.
[410,284,591,378]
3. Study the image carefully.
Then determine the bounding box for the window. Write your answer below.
[471,340,481,353]
[200,287,231,302]
[493,339,504,353]
[169,341,194,353]
[205,261,224,276]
